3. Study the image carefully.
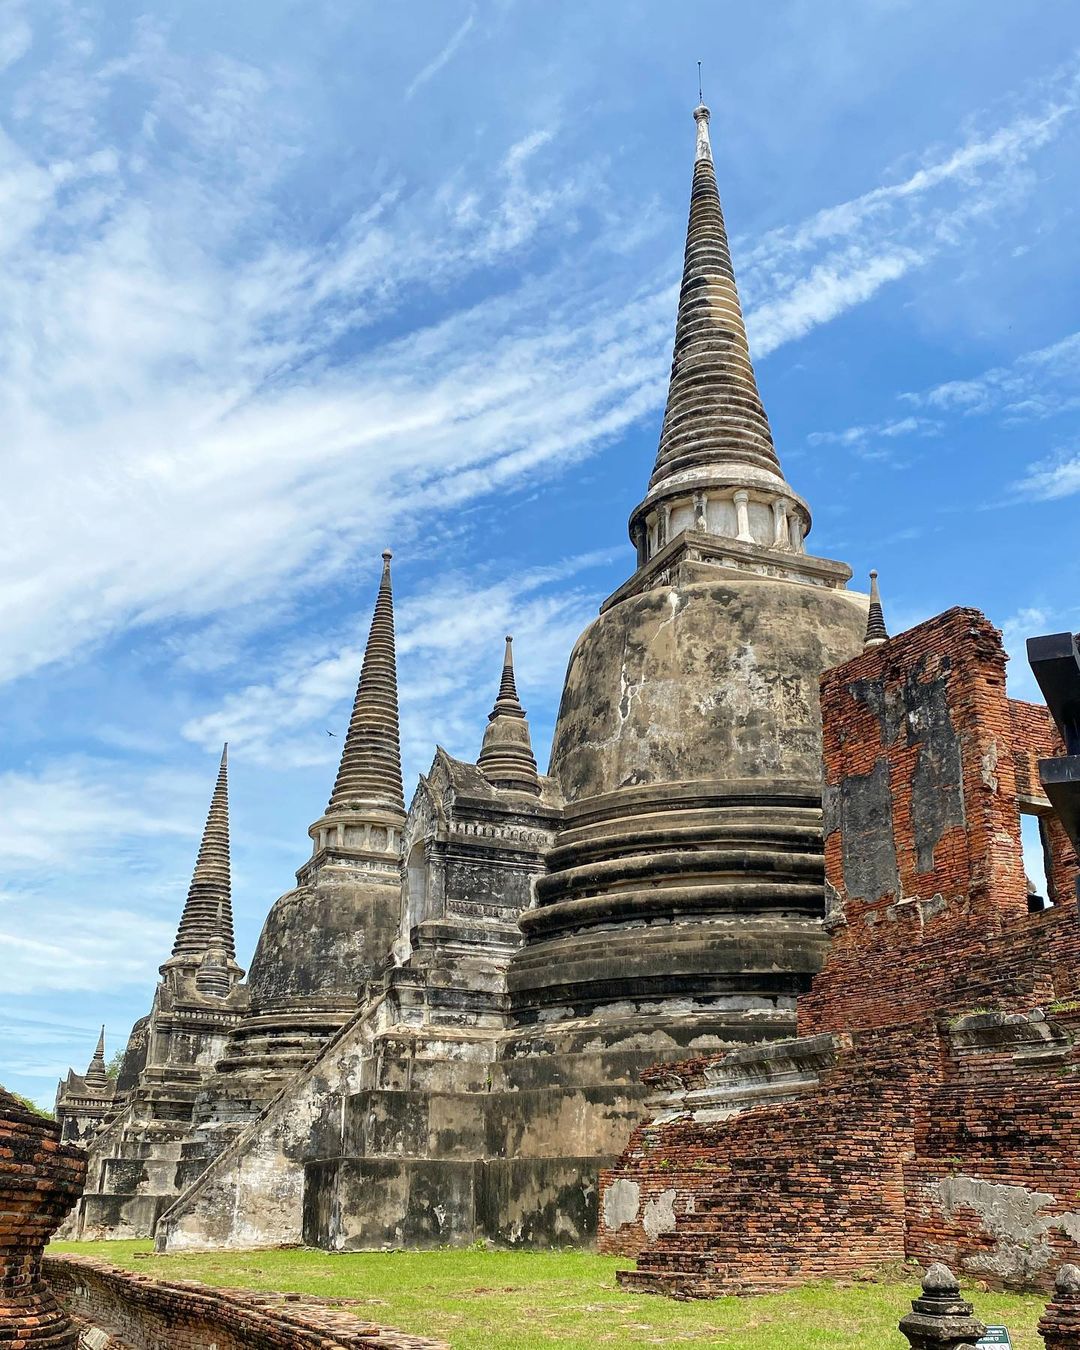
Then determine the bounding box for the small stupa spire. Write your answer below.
[863,570,889,650]
[326,551,405,816]
[477,636,540,795]
[83,1025,109,1095]
[170,744,235,961]
[196,901,233,997]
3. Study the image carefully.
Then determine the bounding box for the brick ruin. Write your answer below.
[0,1085,86,1348]
[599,606,1080,1296]
[43,1255,446,1350]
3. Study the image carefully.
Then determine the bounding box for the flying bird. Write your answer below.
[326,730,337,737]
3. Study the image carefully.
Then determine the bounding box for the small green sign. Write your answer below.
[976,1331,1011,1348]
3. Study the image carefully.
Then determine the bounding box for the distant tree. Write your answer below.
[1,1086,54,1120]
[105,1049,125,1080]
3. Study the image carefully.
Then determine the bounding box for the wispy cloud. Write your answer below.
[406,9,476,101]
[0,758,213,996]
[741,58,1080,354]
[0,1,31,72]
[182,551,613,785]
[906,330,1080,419]
[808,414,944,458]
[1013,448,1080,502]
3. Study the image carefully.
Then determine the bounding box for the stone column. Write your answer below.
[771,498,789,549]
[693,492,708,533]
[1040,1265,1080,1349]
[898,1264,987,1349]
[788,512,806,553]
[733,490,752,543]
[0,1089,86,1348]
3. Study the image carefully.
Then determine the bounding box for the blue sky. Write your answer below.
[3,0,1080,1106]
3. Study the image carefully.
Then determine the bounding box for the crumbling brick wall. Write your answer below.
[44,1254,447,1350]
[604,1025,925,1295]
[599,607,1080,1296]
[799,609,1077,1038]
[0,1086,86,1348]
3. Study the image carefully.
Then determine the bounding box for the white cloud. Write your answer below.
[405,10,476,101]
[808,415,944,457]
[0,2,31,72]
[0,37,658,687]
[1000,605,1055,700]
[741,60,1080,354]
[0,24,1075,700]
[0,759,214,995]
[181,552,611,787]
[0,906,174,996]
[907,330,1080,419]
[0,762,195,870]
[1014,449,1080,502]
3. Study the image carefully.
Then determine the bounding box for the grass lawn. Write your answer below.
[49,1240,1047,1349]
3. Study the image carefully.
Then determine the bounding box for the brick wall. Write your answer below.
[799,609,1077,1038]
[599,608,1080,1296]
[44,1254,447,1350]
[0,1086,86,1348]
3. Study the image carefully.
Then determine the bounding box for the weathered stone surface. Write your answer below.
[601,607,1080,1295]
[61,749,248,1241]
[898,1263,987,1349]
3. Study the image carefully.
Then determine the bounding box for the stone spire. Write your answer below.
[170,745,235,962]
[196,903,233,998]
[83,1026,108,1095]
[864,570,889,649]
[627,101,812,566]
[652,101,780,489]
[326,551,404,817]
[477,636,540,795]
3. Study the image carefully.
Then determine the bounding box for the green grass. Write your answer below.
[49,1240,1047,1349]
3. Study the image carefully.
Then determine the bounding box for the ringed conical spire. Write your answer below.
[477,636,540,795]
[171,744,235,961]
[83,1025,109,1095]
[326,551,404,816]
[627,100,813,569]
[864,570,889,649]
[650,102,781,490]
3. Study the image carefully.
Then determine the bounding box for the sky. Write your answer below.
[2,0,1080,1107]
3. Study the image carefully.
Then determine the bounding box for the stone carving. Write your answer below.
[1040,1264,1080,1349]
[898,1263,987,1349]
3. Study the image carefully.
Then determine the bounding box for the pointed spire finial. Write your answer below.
[170,744,235,962]
[628,88,799,562]
[477,634,540,795]
[83,1025,109,1095]
[497,635,520,704]
[326,551,405,817]
[864,569,889,650]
